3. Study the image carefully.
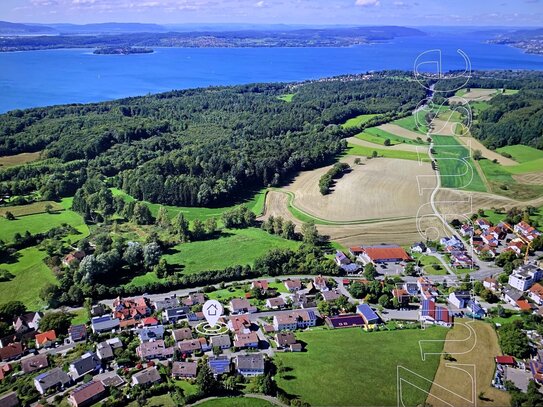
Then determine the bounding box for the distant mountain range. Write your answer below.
[0,22,426,51]
[490,27,543,55]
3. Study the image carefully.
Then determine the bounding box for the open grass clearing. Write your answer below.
[197,398,275,407]
[0,200,63,217]
[427,319,510,407]
[450,88,500,103]
[496,145,543,164]
[392,111,429,134]
[341,113,380,129]
[456,137,518,166]
[478,159,543,200]
[275,327,447,406]
[0,151,41,168]
[277,93,295,102]
[379,123,427,141]
[432,135,487,192]
[163,227,300,276]
[348,136,424,152]
[111,188,267,223]
[346,143,426,161]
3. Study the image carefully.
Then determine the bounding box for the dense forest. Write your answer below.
[435,71,543,149]
[0,73,425,207]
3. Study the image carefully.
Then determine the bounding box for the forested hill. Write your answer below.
[0,73,425,207]
[471,90,543,149]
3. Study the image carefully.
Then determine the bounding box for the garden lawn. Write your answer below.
[70,309,88,325]
[346,143,424,162]
[196,398,275,407]
[275,327,447,406]
[164,228,300,275]
[111,188,267,222]
[432,135,486,192]
[342,114,379,129]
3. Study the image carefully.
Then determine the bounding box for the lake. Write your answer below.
[1,32,543,113]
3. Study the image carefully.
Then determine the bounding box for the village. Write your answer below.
[0,217,542,406]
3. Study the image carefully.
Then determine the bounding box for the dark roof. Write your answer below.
[70,353,100,377]
[0,343,23,361]
[69,324,87,341]
[70,381,106,406]
[357,304,380,323]
[208,356,230,375]
[276,332,297,346]
[35,368,71,390]
[133,367,161,385]
[327,314,365,328]
[172,361,198,377]
[0,391,18,407]
[236,354,265,371]
[21,354,49,373]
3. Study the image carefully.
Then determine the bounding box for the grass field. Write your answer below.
[111,188,267,223]
[0,201,63,217]
[0,151,41,168]
[275,327,447,406]
[346,143,424,161]
[432,135,487,192]
[478,159,543,200]
[163,227,300,276]
[342,113,380,129]
[197,398,275,407]
[496,145,543,163]
[412,253,447,275]
[393,112,428,134]
[277,94,295,102]
[355,126,426,147]
[483,205,543,228]
[427,320,510,407]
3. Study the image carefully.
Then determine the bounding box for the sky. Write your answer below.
[1,0,542,26]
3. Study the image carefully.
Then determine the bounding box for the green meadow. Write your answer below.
[496,145,543,164]
[393,111,429,134]
[197,398,275,407]
[342,113,380,129]
[346,143,424,162]
[275,327,447,406]
[432,135,486,192]
[355,126,426,146]
[277,93,295,102]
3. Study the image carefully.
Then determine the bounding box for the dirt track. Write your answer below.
[456,136,518,166]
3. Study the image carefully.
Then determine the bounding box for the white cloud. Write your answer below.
[256,1,265,7]
[355,0,380,7]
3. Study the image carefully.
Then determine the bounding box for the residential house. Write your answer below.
[113,296,151,321]
[210,334,231,350]
[172,328,193,342]
[208,356,230,376]
[417,277,439,300]
[163,306,190,323]
[251,280,269,292]
[440,236,464,250]
[21,354,49,374]
[178,339,202,354]
[62,250,86,267]
[411,242,428,253]
[137,325,165,342]
[529,283,543,305]
[356,304,380,325]
[483,277,499,292]
[234,332,259,349]
[199,337,211,352]
[291,292,316,309]
[448,291,471,309]
[182,293,205,307]
[69,352,100,380]
[515,221,541,241]
[140,317,159,327]
[266,297,286,310]
[172,362,198,379]
[506,240,526,256]
[105,337,123,350]
[153,297,179,311]
[13,312,42,333]
[90,305,106,317]
[502,287,524,306]
[235,353,265,377]
[460,224,474,237]
[69,325,87,343]
[313,275,329,292]
[482,233,499,247]
[275,332,297,349]
[136,340,174,360]
[120,319,137,330]
[230,299,257,315]
[335,250,351,266]
[496,355,516,366]
[0,343,23,362]
[508,264,543,291]
[420,300,452,327]
[516,299,533,312]
[34,368,71,395]
[0,391,18,407]
[403,282,419,296]
[284,279,302,292]
[96,342,114,361]
[467,300,485,318]
[35,330,57,349]
[228,315,252,334]
[348,246,365,257]
[273,310,317,331]
[321,290,342,302]
[91,316,120,334]
[326,314,365,329]
[341,263,361,274]
[68,381,107,407]
[392,288,410,307]
[131,367,161,387]
[475,218,491,231]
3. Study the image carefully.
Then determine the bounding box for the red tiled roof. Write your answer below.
[36,330,56,345]
[516,300,532,311]
[496,355,515,365]
[529,283,543,298]
[362,246,411,262]
[141,317,158,326]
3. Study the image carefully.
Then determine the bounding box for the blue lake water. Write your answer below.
[1,33,543,113]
